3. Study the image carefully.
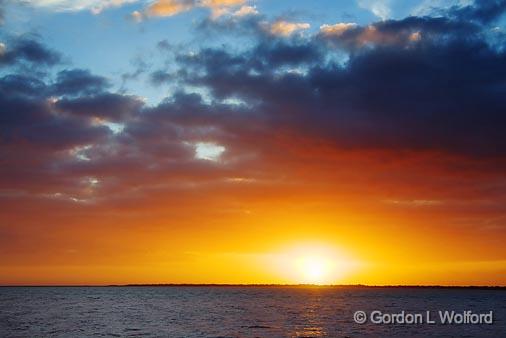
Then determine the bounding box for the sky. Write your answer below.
[1,0,506,286]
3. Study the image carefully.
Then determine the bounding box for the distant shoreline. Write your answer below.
[1,284,505,289]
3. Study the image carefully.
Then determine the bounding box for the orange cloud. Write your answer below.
[268,20,310,37]
[320,22,423,49]
[147,0,195,17]
[319,22,357,36]
[146,0,246,18]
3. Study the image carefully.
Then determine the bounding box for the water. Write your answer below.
[0,286,505,337]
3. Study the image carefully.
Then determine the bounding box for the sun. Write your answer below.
[296,255,331,285]
[300,256,326,282]
[268,243,359,285]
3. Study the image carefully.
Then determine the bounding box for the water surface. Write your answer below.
[1,286,505,337]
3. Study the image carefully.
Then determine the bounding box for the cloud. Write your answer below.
[319,22,357,37]
[55,93,144,121]
[22,0,139,14]
[207,3,257,19]
[267,20,311,37]
[0,89,110,152]
[146,0,196,17]
[10,0,253,21]
[232,5,257,17]
[0,74,47,97]
[0,37,61,66]
[358,0,391,20]
[176,11,506,158]
[130,10,144,22]
[143,0,245,19]
[318,16,476,50]
[411,0,472,17]
[51,69,111,96]
[195,5,265,35]
[448,0,506,24]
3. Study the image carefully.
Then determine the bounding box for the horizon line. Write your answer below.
[1,284,505,289]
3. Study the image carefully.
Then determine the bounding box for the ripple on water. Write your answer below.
[0,287,505,338]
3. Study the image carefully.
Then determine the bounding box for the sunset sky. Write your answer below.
[1,0,506,286]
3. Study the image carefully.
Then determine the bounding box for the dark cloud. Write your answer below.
[318,16,478,51]
[196,12,265,38]
[0,37,61,67]
[150,70,174,85]
[0,37,249,201]
[121,57,150,88]
[52,69,111,96]
[449,0,506,24]
[0,94,110,151]
[175,13,506,157]
[251,40,323,68]
[55,93,143,121]
[0,74,47,97]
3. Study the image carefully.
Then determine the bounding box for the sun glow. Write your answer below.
[296,255,330,284]
[269,243,360,285]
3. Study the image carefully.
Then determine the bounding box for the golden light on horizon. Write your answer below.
[295,255,330,285]
[267,242,361,285]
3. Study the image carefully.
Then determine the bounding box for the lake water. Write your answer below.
[0,286,505,337]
